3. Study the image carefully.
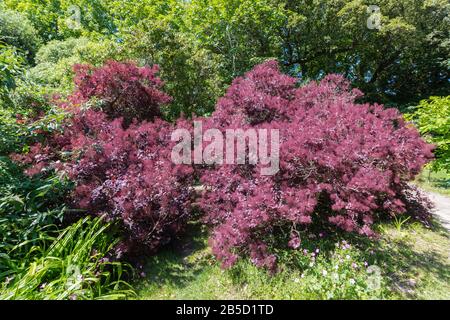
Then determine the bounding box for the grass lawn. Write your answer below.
[135,219,450,300]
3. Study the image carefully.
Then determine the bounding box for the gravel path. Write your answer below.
[424,191,450,231]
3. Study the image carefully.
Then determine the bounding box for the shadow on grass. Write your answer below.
[236,219,448,299]
[429,216,449,234]
[431,179,450,189]
[137,218,449,299]
[376,237,449,298]
[416,169,450,191]
[138,221,213,291]
[429,169,450,188]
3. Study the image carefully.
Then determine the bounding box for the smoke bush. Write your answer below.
[71,60,172,125]
[12,61,193,258]
[199,61,434,270]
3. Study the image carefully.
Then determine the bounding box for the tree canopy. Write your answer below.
[1,0,449,114]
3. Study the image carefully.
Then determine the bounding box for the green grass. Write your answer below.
[135,220,449,300]
[415,168,450,196]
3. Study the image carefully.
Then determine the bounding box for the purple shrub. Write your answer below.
[12,61,193,258]
[199,61,434,270]
[71,60,172,125]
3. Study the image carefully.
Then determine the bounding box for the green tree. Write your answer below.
[178,0,450,107]
[105,0,224,118]
[122,23,224,118]
[279,0,450,107]
[0,43,25,106]
[9,37,124,112]
[183,0,286,82]
[3,0,116,41]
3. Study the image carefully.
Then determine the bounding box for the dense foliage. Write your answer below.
[407,96,450,173]
[0,100,132,300]
[199,61,434,270]
[0,44,25,105]
[12,61,195,258]
[4,0,447,115]
[0,98,71,274]
[2,0,117,41]
[0,7,41,61]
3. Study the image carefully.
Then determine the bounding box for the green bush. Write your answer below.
[407,96,450,172]
[0,105,72,268]
[0,104,67,156]
[35,38,90,65]
[0,157,71,269]
[0,109,22,154]
[10,38,124,108]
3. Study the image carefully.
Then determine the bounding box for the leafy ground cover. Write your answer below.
[0,217,135,300]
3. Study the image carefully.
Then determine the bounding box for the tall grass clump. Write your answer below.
[0,217,134,300]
